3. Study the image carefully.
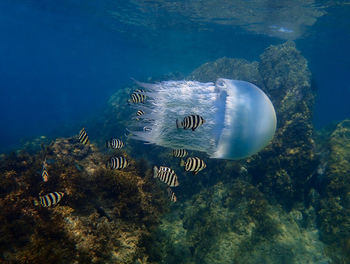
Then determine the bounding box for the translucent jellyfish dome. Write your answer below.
[129,78,277,160]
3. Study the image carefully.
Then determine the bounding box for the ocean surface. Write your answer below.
[1,1,350,264]
[0,0,349,152]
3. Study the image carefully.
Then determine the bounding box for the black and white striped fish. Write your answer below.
[106,156,129,169]
[34,192,64,207]
[172,149,188,158]
[167,188,177,203]
[136,110,145,120]
[78,128,89,145]
[106,138,124,149]
[41,161,49,182]
[153,166,179,187]
[128,89,146,104]
[180,157,206,175]
[176,115,205,131]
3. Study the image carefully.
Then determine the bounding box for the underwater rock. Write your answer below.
[244,41,317,208]
[317,120,350,262]
[259,41,314,123]
[187,58,264,87]
[0,137,167,263]
[148,180,330,264]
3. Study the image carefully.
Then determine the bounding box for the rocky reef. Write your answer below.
[148,180,329,264]
[2,41,349,263]
[189,41,317,209]
[140,41,334,263]
[317,120,350,263]
[0,137,167,263]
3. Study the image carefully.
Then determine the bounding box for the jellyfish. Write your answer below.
[128,78,276,160]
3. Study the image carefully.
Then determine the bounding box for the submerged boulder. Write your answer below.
[317,120,350,262]
[187,41,317,208]
[148,180,330,264]
[247,41,317,208]
[0,137,166,264]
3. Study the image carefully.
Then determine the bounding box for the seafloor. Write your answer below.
[1,41,349,264]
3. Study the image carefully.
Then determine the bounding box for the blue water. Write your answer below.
[0,0,349,152]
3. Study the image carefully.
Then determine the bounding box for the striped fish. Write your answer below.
[172,149,188,158]
[153,166,179,187]
[136,110,145,120]
[176,114,205,131]
[128,89,146,104]
[167,188,177,203]
[41,161,49,182]
[106,156,128,169]
[78,128,89,145]
[106,138,124,149]
[35,192,64,207]
[180,157,206,175]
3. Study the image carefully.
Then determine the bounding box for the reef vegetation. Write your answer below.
[0,138,167,263]
[317,120,350,263]
[1,41,350,263]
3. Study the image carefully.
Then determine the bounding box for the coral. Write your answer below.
[0,136,167,263]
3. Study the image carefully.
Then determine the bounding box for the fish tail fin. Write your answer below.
[176,119,182,129]
[153,166,158,178]
[105,140,110,148]
[180,159,185,167]
[33,199,39,206]
[105,161,110,169]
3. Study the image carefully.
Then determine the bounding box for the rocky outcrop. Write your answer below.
[0,138,166,263]
[148,180,329,264]
[317,120,350,262]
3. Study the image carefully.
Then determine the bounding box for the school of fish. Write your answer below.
[34,88,208,207]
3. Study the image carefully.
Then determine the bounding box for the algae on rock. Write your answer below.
[148,180,330,264]
[317,120,350,263]
[0,137,167,264]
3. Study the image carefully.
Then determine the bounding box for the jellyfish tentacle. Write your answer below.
[128,78,276,160]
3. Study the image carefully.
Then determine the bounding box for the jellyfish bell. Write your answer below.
[128,78,277,160]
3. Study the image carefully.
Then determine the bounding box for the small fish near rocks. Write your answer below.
[180,157,206,175]
[106,156,129,169]
[41,160,49,182]
[34,192,64,207]
[78,127,89,145]
[106,138,124,149]
[172,148,188,158]
[167,187,177,203]
[153,166,179,187]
